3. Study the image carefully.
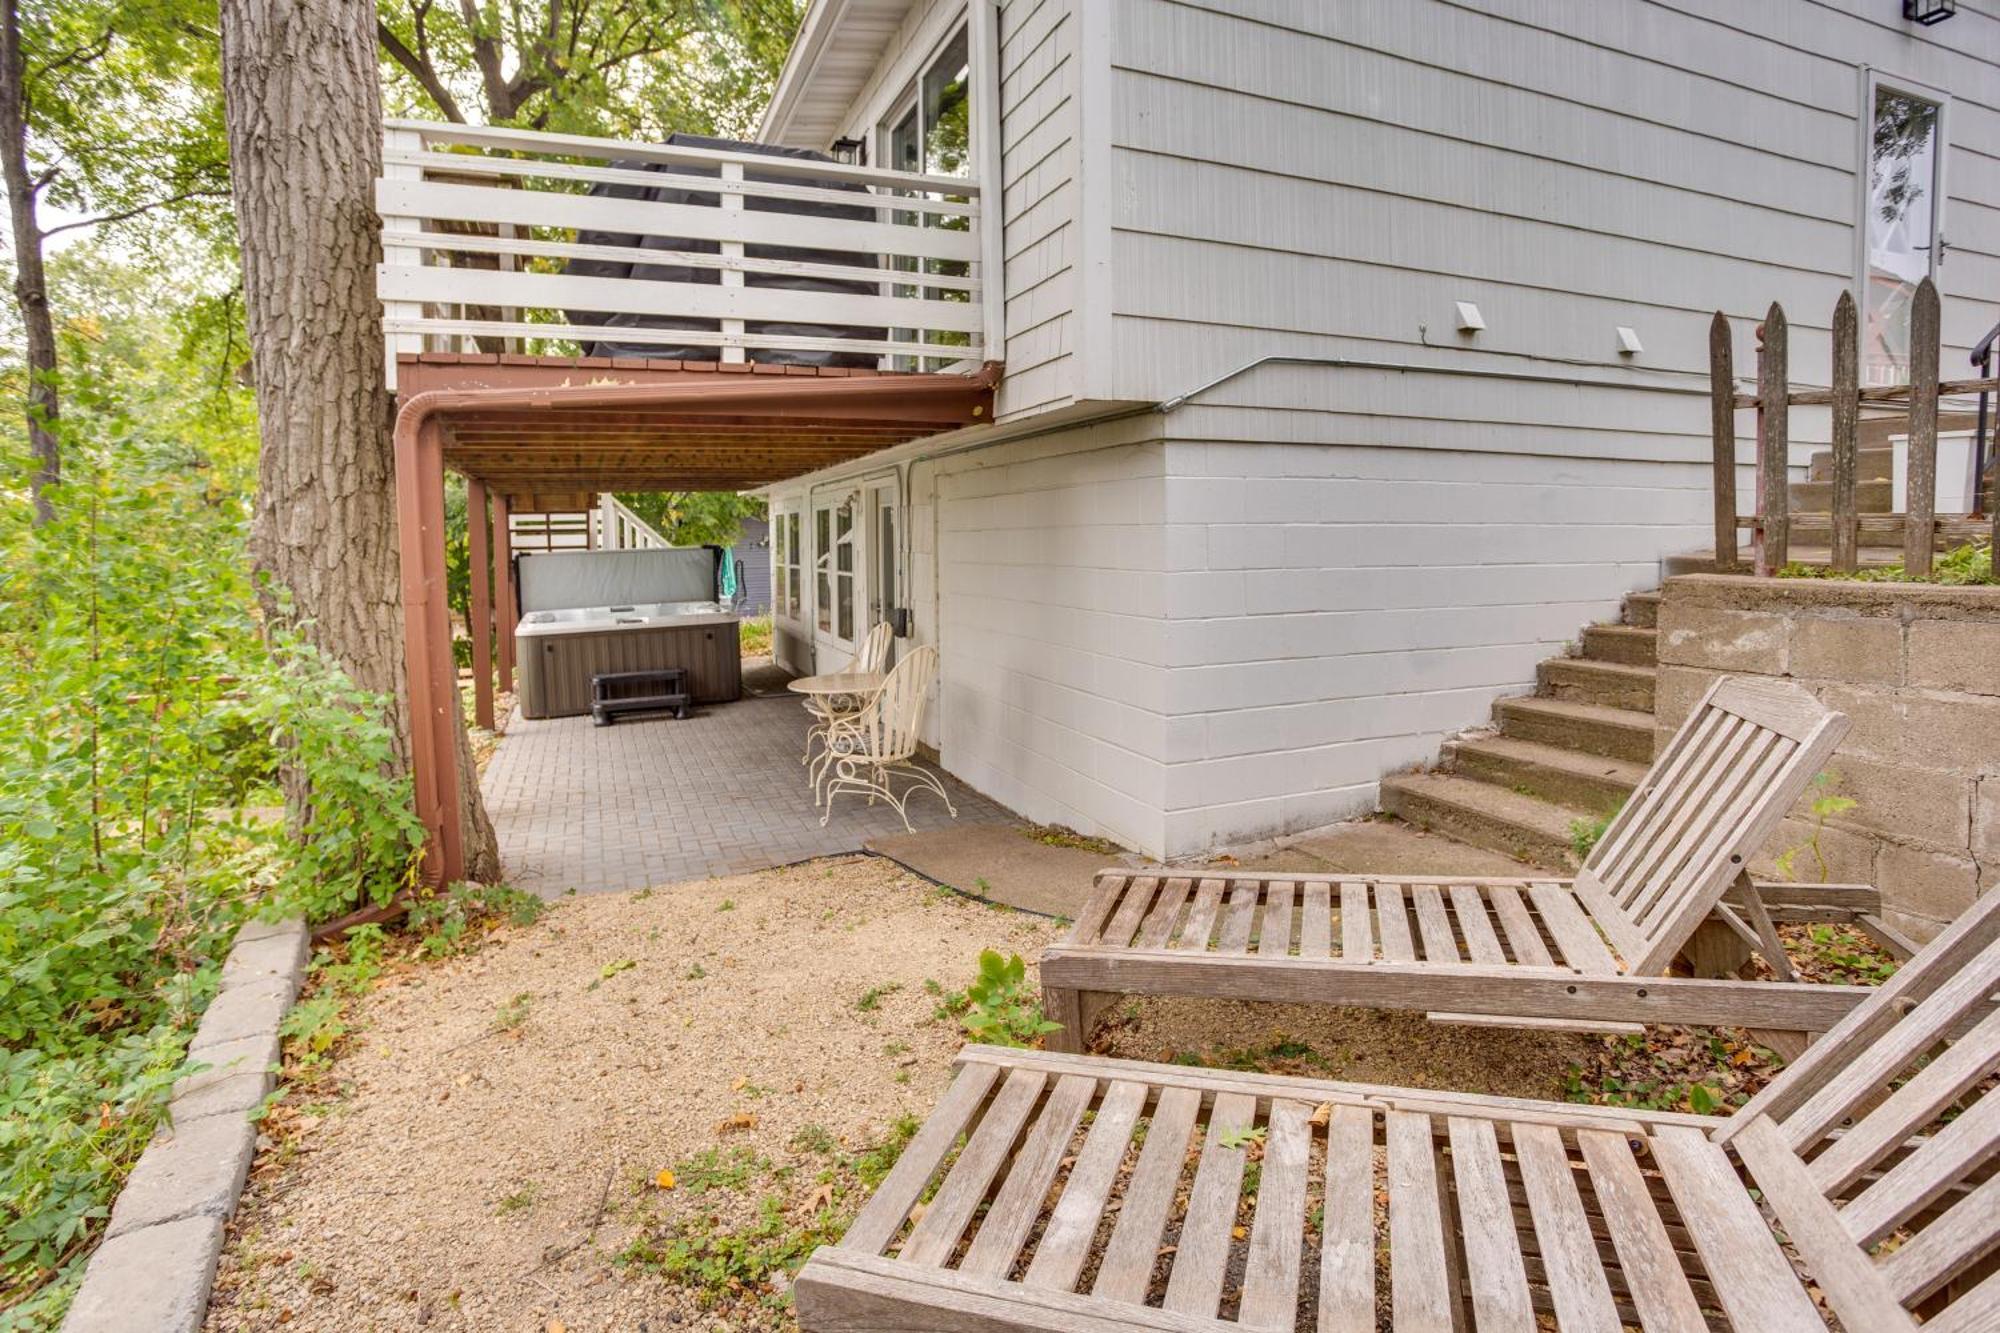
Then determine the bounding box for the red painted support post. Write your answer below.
[394,406,466,886]
[467,477,495,731]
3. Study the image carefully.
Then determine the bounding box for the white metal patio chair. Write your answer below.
[817,643,955,831]
[801,620,894,768]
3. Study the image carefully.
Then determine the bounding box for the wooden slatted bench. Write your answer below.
[1042,676,1866,1055]
[794,887,2000,1332]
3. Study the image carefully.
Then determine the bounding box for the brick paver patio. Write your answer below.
[482,693,1013,895]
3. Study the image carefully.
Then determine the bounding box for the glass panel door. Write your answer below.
[813,494,858,655]
[1863,79,1945,385]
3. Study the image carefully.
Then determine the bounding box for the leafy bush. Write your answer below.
[1779,540,1993,586]
[0,347,423,1320]
[957,950,1061,1048]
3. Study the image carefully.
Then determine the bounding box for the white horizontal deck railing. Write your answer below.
[376,120,988,390]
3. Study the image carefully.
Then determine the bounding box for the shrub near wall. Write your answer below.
[1655,574,2000,941]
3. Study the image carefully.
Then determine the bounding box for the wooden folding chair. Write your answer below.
[1042,676,1874,1055]
[796,887,2000,1331]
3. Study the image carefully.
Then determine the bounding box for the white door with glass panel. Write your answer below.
[811,494,860,668]
[1860,72,1950,387]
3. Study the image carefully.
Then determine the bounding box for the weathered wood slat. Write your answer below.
[1782,946,2000,1151]
[897,1068,1047,1267]
[1905,277,1941,577]
[1516,1124,1624,1333]
[1238,1100,1311,1330]
[1021,1080,1147,1293]
[1760,299,1792,569]
[1093,1085,1201,1302]
[1387,1111,1454,1332]
[1070,875,1130,948]
[1924,1267,2000,1333]
[1735,374,2000,408]
[1214,881,1259,955]
[1134,878,1192,951]
[1101,876,1160,951]
[1174,878,1227,951]
[1808,1005,2000,1193]
[1841,1091,2000,1247]
[1338,881,1372,961]
[1318,1104,1376,1333]
[1651,1125,1826,1332]
[1830,288,1860,572]
[1710,310,1739,569]
[842,1061,1002,1256]
[1527,882,1618,973]
[1161,1092,1257,1317]
[1445,1116,1535,1332]
[1299,882,1332,959]
[1258,881,1295,958]
[1449,884,1506,964]
[1879,1172,2000,1307]
[1734,1115,1917,1328]
[1487,884,1554,966]
[1411,885,1460,964]
[1375,883,1416,962]
[957,1073,1096,1279]
[1573,1127,1703,1333]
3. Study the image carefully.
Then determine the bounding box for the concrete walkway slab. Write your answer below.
[1225,817,1531,877]
[865,824,1119,919]
[483,694,1013,895]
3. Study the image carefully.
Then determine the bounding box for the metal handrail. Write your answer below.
[1975,314,1999,520]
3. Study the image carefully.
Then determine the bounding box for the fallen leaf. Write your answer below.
[1231,1225,1247,1239]
[655,1169,676,1190]
[715,1112,758,1134]
[1309,1102,1332,1128]
[547,1320,567,1333]
[731,1075,749,1092]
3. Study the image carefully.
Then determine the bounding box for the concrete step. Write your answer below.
[1496,696,1657,764]
[1379,771,1581,871]
[1538,657,1656,712]
[1442,734,1644,813]
[1789,478,1893,513]
[1579,624,1657,667]
[1807,446,1893,482]
[1622,591,1660,629]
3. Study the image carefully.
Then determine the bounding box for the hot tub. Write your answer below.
[515,601,743,719]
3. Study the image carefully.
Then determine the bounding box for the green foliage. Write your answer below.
[1775,773,1857,883]
[614,491,766,549]
[405,882,545,959]
[0,325,426,1318]
[957,950,1061,1048]
[1567,800,1623,862]
[1779,541,1994,586]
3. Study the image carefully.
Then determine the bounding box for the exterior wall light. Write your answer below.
[1902,0,1955,24]
[830,137,867,165]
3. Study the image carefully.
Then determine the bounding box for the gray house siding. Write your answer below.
[735,514,772,617]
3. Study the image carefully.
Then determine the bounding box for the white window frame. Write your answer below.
[1855,67,1951,384]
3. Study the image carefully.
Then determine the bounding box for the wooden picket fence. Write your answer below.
[1709,276,1998,576]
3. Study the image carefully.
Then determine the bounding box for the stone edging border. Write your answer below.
[61,916,309,1333]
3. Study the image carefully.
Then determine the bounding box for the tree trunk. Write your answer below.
[219,0,499,883]
[0,0,60,526]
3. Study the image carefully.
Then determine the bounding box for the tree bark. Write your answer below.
[0,0,60,526]
[219,0,499,883]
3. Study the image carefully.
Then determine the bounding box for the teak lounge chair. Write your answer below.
[794,887,2000,1331]
[1042,676,1884,1055]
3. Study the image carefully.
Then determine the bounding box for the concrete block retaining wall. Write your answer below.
[62,917,308,1333]
[1656,574,2000,942]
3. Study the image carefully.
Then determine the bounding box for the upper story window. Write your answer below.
[883,26,972,371]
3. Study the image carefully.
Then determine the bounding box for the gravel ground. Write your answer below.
[202,855,1670,1333]
[205,856,1056,1333]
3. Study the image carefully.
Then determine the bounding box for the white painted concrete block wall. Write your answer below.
[923,419,1174,854]
[1153,392,1715,857]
